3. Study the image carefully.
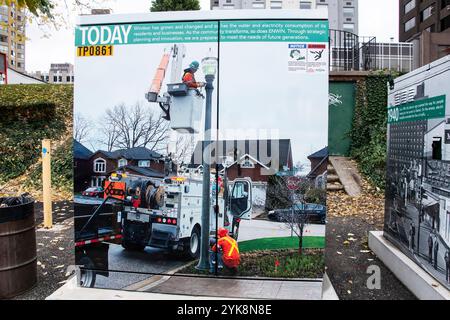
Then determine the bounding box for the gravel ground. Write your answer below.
[326,215,416,300]
[325,177,417,300]
[13,201,74,300]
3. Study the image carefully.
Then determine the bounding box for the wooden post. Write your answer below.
[42,139,52,229]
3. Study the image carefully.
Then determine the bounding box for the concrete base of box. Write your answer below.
[369,231,450,300]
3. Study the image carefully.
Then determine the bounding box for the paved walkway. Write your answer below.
[146,276,323,300]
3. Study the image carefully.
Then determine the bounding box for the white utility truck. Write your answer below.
[114,173,252,258]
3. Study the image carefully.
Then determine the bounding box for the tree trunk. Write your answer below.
[298,236,303,256]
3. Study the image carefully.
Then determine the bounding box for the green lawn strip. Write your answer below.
[238,236,325,253]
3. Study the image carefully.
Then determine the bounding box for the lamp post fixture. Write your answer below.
[196,57,218,271]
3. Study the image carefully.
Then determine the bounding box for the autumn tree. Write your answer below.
[150,0,200,12]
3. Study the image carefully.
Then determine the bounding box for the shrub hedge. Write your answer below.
[0,84,73,193]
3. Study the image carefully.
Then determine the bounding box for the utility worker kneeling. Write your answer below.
[182,61,205,91]
[210,228,240,273]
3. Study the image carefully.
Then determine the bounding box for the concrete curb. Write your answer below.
[369,231,450,300]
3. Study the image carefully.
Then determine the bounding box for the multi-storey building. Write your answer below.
[33,63,75,84]
[399,0,450,69]
[399,0,450,42]
[211,0,317,11]
[0,3,26,72]
[316,0,359,35]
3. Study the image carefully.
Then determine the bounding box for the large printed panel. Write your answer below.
[215,20,328,283]
[74,14,328,298]
[385,62,450,290]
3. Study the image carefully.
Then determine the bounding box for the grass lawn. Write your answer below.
[238,236,325,253]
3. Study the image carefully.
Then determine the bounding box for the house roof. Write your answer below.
[190,139,292,168]
[74,139,93,160]
[95,147,163,160]
[308,147,328,159]
[112,165,165,178]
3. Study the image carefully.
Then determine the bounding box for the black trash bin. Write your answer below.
[0,195,37,299]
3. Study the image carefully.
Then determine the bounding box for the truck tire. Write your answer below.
[79,255,96,288]
[121,240,146,252]
[186,226,201,259]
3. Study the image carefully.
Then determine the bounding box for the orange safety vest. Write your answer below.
[213,235,240,268]
[182,71,200,88]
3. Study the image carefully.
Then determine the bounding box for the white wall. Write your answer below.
[7,68,45,84]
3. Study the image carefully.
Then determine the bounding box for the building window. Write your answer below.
[442,15,450,31]
[343,7,354,16]
[299,1,311,9]
[404,17,415,32]
[343,23,355,32]
[58,75,62,82]
[91,176,106,187]
[240,157,255,168]
[421,5,434,22]
[118,158,127,167]
[66,75,71,82]
[53,76,57,82]
[404,0,415,14]
[270,0,282,8]
[94,158,106,173]
[138,160,151,168]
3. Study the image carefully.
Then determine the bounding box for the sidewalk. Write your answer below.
[47,273,337,300]
[146,275,323,300]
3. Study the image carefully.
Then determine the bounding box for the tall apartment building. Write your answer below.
[210,0,359,35]
[211,0,317,11]
[399,0,450,42]
[316,0,358,35]
[399,0,450,68]
[0,3,26,72]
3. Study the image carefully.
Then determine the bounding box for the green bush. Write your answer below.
[0,84,73,192]
[349,73,398,190]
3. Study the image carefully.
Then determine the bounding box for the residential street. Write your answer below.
[94,244,189,290]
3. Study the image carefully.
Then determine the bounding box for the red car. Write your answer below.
[82,187,104,198]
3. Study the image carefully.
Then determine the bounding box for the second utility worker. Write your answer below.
[182,61,206,89]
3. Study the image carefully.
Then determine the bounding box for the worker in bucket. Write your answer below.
[182,61,205,90]
[210,228,240,274]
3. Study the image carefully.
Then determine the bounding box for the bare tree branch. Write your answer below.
[100,102,169,152]
[74,112,92,143]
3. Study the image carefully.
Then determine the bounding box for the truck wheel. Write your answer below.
[122,240,145,251]
[79,256,96,288]
[187,226,201,259]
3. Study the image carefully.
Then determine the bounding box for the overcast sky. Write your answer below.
[25,0,399,72]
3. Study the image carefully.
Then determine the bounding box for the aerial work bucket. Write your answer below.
[169,87,204,133]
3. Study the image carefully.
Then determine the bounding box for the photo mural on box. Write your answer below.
[73,11,329,298]
[385,57,450,290]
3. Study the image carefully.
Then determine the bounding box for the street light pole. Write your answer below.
[196,73,215,271]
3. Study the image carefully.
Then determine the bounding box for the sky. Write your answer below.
[25,0,399,73]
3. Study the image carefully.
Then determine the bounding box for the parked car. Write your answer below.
[268,203,326,224]
[82,187,104,198]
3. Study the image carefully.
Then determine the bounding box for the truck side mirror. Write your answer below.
[229,179,251,219]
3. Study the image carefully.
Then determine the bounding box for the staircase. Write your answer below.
[327,162,344,192]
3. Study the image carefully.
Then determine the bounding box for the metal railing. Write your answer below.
[329,29,377,71]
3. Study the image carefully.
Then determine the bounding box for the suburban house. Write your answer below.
[307,146,328,188]
[90,147,166,187]
[190,139,293,207]
[190,139,293,182]
[73,139,94,192]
